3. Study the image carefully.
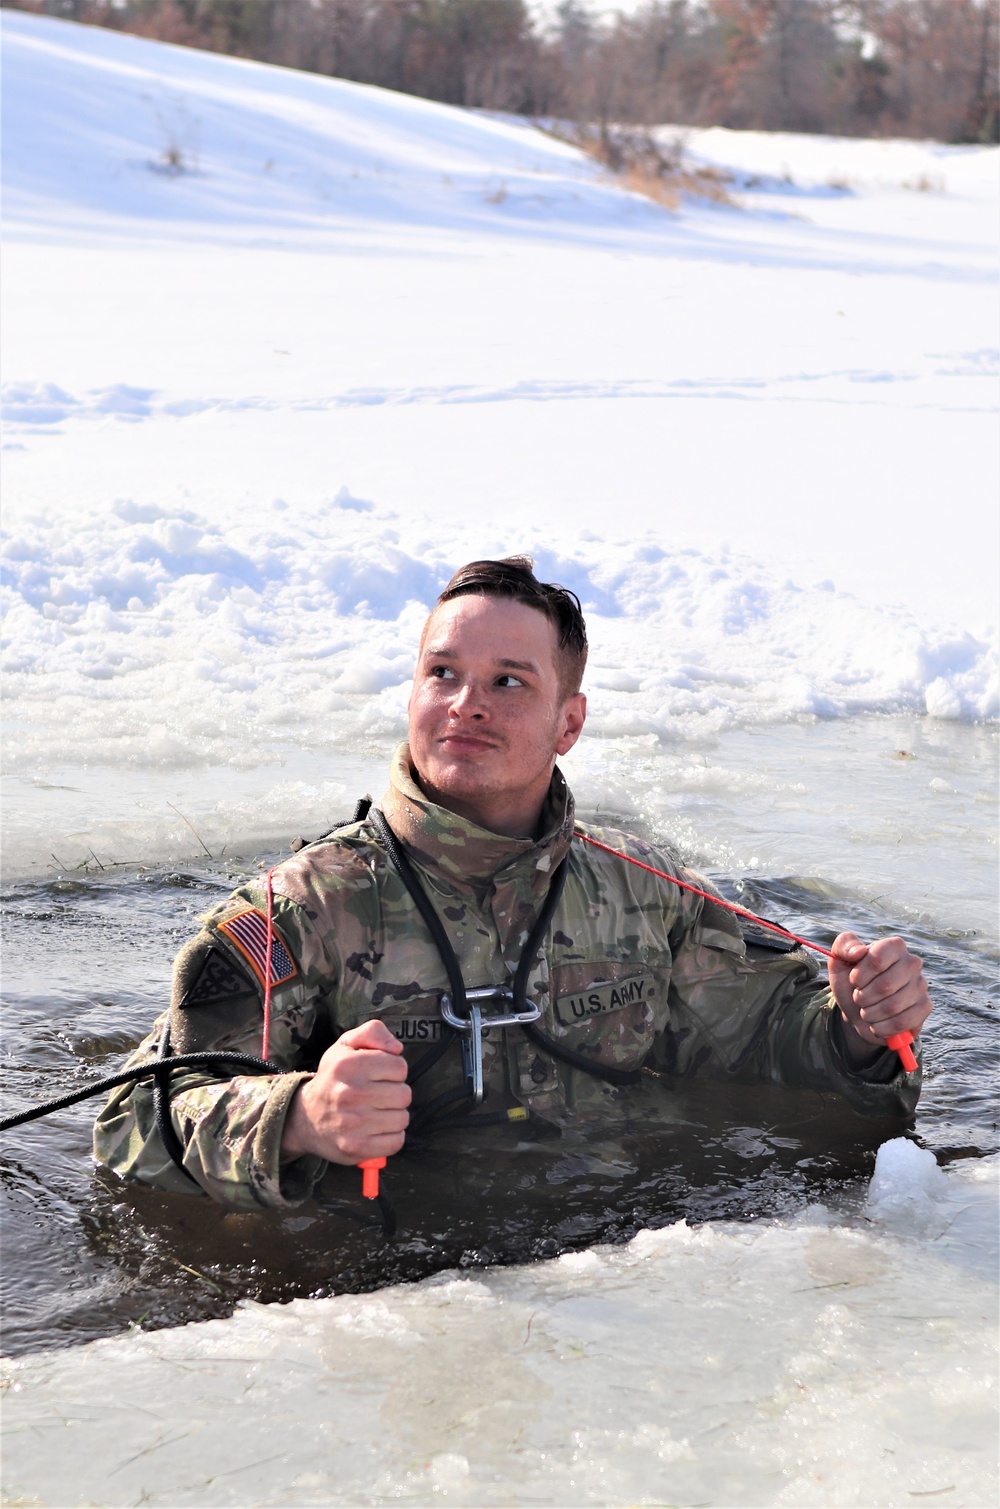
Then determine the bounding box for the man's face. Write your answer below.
[408,594,586,837]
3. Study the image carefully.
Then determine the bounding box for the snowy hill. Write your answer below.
[6,8,995,265]
[2,8,658,243]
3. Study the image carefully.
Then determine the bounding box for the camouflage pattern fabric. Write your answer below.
[94,745,920,1209]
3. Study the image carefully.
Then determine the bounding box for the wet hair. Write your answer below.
[434,555,588,696]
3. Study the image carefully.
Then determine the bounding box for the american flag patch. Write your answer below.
[217,909,298,990]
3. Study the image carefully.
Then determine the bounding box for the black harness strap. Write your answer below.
[290,795,374,853]
[520,1021,642,1087]
[368,809,641,1104]
[367,808,470,1015]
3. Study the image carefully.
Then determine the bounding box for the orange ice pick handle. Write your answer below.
[886,1031,918,1073]
[358,1158,386,1198]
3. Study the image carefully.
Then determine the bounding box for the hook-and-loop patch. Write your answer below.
[217,908,298,990]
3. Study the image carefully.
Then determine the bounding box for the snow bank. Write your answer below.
[2,1153,995,1507]
[2,497,995,775]
[681,125,999,202]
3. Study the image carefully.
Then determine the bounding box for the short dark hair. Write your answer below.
[435,555,588,695]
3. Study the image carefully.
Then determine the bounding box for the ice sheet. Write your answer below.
[2,1151,996,1507]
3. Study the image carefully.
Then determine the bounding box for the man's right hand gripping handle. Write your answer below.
[280,1019,411,1165]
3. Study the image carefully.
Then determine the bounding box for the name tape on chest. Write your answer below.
[217,908,298,991]
[391,1016,447,1045]
[555,974,654,1027]
[387,1016,497,1045]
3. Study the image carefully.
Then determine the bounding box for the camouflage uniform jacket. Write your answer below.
[94,746,920,1210]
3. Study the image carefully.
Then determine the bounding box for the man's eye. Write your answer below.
[430,665,456,680]
[495,674,524,688]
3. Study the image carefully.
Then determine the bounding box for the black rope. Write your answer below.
[375,1190,398,1238]
[0,1051,280,1132]
[512,854,569,1004]
[153,1020,195,1178]
[506,858,646,1089]
[2,1045,400,1239]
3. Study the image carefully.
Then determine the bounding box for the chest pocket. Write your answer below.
[548,960,668,1069]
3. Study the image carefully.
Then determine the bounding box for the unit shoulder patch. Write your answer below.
[179,946,257,1008]
[216,908,298,990]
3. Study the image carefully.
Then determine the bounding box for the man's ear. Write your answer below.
[555,693,586,757]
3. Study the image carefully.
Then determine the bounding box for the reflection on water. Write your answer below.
[1,853,996,1359]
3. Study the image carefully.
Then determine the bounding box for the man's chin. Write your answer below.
[418,755,500,804]
[426,766,497,797]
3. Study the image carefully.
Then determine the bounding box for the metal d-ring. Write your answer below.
[439,986,541,1104]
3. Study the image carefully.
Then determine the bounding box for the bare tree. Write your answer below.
[4,0,996,141]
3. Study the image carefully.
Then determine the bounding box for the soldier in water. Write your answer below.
[95,557,932,1208]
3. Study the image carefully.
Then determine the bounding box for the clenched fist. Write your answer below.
[828,932,931,1067]
[280,1019,411,1165]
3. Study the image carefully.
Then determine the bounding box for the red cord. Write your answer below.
[262,868,389,1196]
[262,867,274,1062]
[575,830,834,956]
[574,829,916,1070]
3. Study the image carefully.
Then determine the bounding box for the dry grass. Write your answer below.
[904,172,945,192]
[622,157,734,208]
[547,122,737,210]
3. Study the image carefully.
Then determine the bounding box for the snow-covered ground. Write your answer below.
[1,11,997,1507]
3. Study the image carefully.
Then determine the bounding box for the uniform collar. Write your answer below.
[381,743,575,890]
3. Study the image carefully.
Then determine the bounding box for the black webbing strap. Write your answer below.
[367,808,469,1015]
[367,809,640,1093]
[290,796,374,853]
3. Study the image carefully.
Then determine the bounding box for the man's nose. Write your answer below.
[447,680,488,719]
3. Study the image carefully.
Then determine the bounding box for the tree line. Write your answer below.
[7,0,998,143]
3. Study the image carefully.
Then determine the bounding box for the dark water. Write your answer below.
[1,856,996,1359]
